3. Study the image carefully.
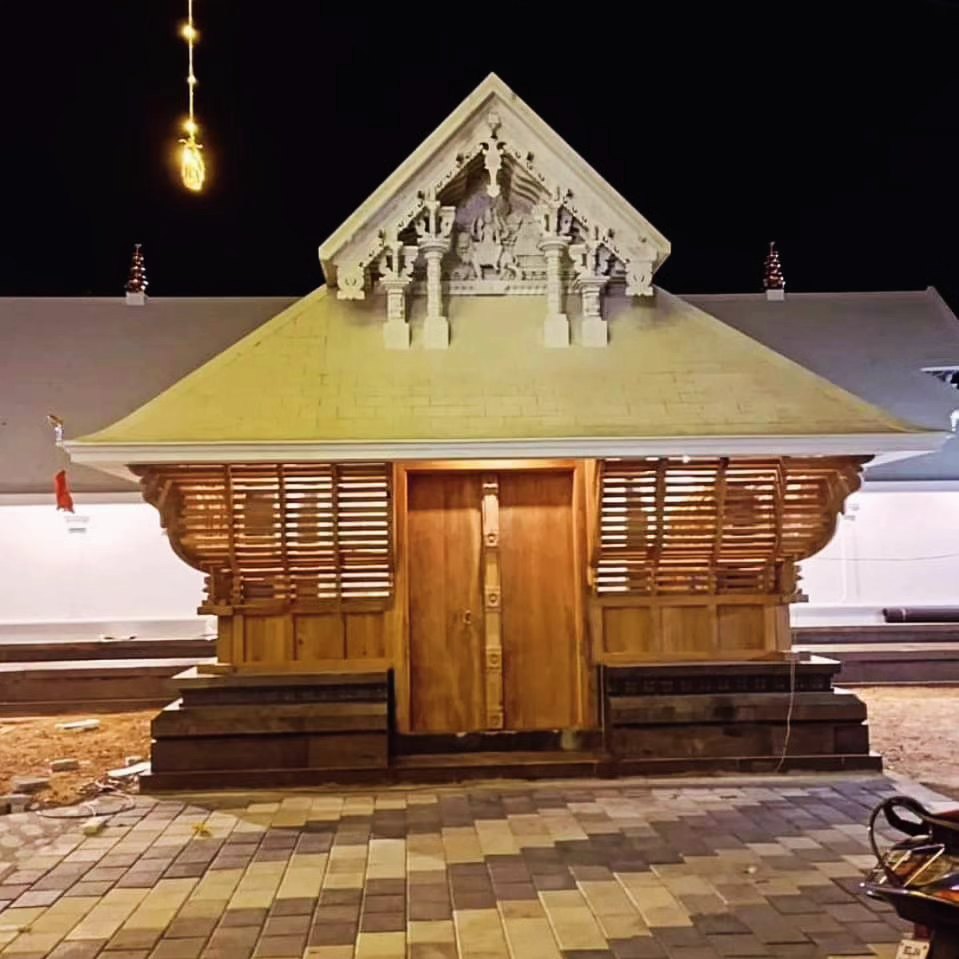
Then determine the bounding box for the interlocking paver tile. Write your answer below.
[0,777,949,958]
[149,936,207,958]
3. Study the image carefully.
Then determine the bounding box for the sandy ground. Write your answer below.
[0,711,153,807]
[857,686,959,797]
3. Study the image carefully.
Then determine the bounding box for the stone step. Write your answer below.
[389,750,608,782]
[608,720,870,759]
[393,729,605,756]
[176,667,389,708]
[152,730,388,773]
[153,700,388,737]
[607,690,867,725]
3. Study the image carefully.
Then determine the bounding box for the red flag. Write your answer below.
[54,470,75,513]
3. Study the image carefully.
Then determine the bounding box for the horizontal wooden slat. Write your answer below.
[596,456,862,597]
[143,462,394,610]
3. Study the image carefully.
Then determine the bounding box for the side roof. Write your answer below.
[688,289,959,482]
[0,297,295,493]
[62,286,940,481]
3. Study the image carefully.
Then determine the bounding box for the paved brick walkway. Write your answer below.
[0,776,936,959]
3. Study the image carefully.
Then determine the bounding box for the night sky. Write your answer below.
[3,2,959,307]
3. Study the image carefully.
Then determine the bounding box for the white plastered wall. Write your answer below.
[793,486,959,625]
[1,487,957,635]
[0,499,210,638]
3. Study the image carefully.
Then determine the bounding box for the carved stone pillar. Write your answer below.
[382,279,411,349]
[421,239,450,349]
[415,194,455,350]
[379,238,417,350]
[537,188,573,348]
[579,276,609,347]
[540,236,570,348]
[571,234,612,348]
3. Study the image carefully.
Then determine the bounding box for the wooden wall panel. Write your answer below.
[295,615,346,661]
[500,472,578,730]
[346,614,386,659]
[244,616,294,664]
[407,474,485,733]
[595,597,791,662]
[717,605,765,652]
[660,606,714,656]
[604,607,657,656]
[216,617,232,662]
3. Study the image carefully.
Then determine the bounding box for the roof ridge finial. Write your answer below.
[125,242,149,305]
[764,241,785,301]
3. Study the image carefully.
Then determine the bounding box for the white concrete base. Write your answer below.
[582,317,608,347]
[544,314,570,348]
[125,292,146,306]
[423,316,450,350]
[383,321,410,350]
[765,288,786,302]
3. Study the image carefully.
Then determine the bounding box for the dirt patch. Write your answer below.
[857,686,959,799]
[0,711,153,807]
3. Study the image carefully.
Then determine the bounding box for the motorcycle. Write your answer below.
[863,795,959,958]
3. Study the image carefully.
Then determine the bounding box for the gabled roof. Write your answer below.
[64,287,944,480]
[318,73,670,293]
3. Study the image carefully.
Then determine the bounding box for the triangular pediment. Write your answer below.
[318,74,670,314]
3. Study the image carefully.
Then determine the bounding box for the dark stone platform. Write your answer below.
[602,656,880,774]
[142,667,391,791]
[144,656,879,790]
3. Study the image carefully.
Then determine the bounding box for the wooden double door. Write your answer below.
[407,470,582,733]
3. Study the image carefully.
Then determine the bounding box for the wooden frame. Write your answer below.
[391,460,592,734]
[144,454,861,698]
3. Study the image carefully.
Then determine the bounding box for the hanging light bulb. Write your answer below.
[178,0,206,192]
[180,137,205,192]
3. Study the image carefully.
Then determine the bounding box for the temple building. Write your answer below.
[4,75,956,785]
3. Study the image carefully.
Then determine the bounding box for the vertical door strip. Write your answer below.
[481,473,504,729]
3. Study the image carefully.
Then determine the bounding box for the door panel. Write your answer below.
[499,471,579,729]
[407,474,485,732]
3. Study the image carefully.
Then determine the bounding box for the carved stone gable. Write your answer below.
[318,74,670,350]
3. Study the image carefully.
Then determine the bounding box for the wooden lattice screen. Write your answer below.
[143,463,393,611]
[596,457,861,596]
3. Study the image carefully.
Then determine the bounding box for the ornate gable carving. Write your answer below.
[319,75,670,349]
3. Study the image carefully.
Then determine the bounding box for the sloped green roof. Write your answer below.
[74,287,917,447]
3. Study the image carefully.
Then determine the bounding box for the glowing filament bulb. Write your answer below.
[180,138,205,192]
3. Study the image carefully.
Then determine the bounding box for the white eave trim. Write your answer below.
[64,431,950,479]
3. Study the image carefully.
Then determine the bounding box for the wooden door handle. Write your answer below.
[463,609,473,625]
